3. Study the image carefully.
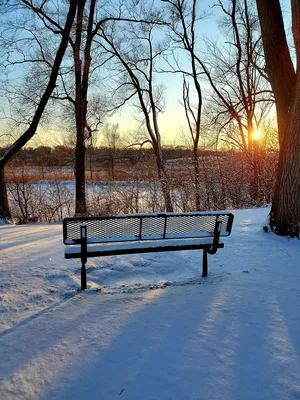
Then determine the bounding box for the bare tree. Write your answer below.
[204,0,273,151]
[203,0,274,200]
[18,0,100,215]
[162,0,203,210]
[0,0,78,220]
[18,0,164,215]
[98,15,174,211]
[60,1,167,215]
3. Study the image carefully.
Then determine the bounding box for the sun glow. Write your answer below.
[253,129,262,140]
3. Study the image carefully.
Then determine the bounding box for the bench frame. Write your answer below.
[63,212,234,290]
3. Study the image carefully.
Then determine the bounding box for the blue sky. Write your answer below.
[108,0,292,145]
[0,0,293,147]
[109,0,223,144]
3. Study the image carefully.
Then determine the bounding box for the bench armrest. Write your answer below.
[208,218,222,255]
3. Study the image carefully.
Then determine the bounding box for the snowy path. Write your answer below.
[1,208,300,399]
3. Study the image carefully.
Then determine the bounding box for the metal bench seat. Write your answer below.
[65,237,225,258]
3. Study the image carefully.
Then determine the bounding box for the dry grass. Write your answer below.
[4,167,150,183]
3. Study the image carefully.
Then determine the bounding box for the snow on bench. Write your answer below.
[63,212,234,290]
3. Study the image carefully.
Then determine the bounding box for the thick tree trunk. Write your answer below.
[0,164,11,220]
[154,145,173,212]
[74,70,87,215]
[75,128,86,215]
[270,0,300,236]
[73,0,95,215]
[0,0,78,220]
[257,0,300,235]
[73,0,87,215]
[157,170,173,213]
[256,0,295,213]
[271,79,300,236]
[256,0,296,147]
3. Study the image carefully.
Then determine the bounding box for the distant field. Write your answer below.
[5,165,147,183]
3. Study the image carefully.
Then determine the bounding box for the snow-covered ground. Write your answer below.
[1,207,300,399]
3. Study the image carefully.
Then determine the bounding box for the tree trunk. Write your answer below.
[73,0,96,215]
[257,0,300,236]
[154,145,173,212]
[270,0,300,236]
[75,128,86,215]
[252,140,259,201]
[73,0,87,215]
[256,0,296,146]
[271,80,300,236]
[0,164,11,220]
[111,155,115,181]
[193,146,201,210]
[247,118,259,201]
[157,169,173,213]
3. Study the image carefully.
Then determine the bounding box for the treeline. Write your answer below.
[2,146,222,168]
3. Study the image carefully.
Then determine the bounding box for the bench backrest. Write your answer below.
[63,212,234,245]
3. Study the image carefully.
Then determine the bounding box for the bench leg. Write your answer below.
[81,263,87,290]
[202,250,208,277]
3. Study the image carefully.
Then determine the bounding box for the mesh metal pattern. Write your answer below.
[64,212,234,244]
[141,216,165,237]
[64,217,140,243]
[166,215,216,235]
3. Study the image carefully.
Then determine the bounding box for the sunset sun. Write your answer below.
[253,129,262,140]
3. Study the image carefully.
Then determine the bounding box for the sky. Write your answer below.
[107,0,292,145]
[37,0,226,147]
[109,0,226,144]
[0,0,293,148]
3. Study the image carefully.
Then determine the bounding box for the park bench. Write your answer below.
[63,211,234,290]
